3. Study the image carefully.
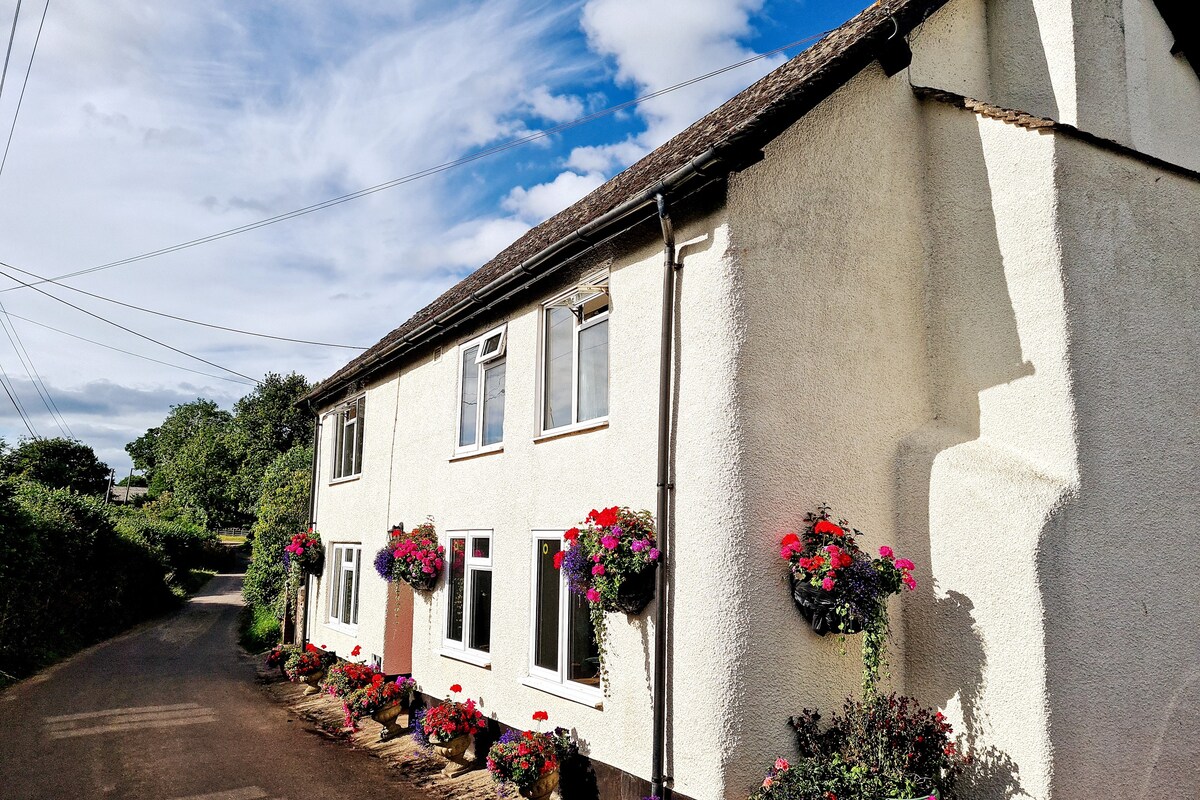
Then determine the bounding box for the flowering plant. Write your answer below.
[486,711,572,791]
[345,675,417,724]
[374,522,445,591]
[557,507,660,613]
[265,643,299,671]
[323,660,378,699]
[781,506,916,690]
[421,685,487,743]
[283,528,323,586]
[284,643,337,680]
[749,694,966,800]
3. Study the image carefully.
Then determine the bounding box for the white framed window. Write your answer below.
[539,279,609,435]
[328,543,362,631]
[331,396,366,481]
[457,326,507,454]
[442,530,493,666]
[526,532,601,700]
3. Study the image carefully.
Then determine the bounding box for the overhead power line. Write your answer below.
[0,259,367,349]
[5,28,829,290]
[0,0,48,182]
[0,262,259,383]
[0,308,257,386]
[0,352,37,438]
[0,296,71,436]
[0,0,22,101]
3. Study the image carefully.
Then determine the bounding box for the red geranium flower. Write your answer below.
[564,527,579,541]
[781,532,800,547]
[553,550,565,569]
[532,711,549,722]
[450,684,462,694]
[813,519,842,536]
[350,645,362,657]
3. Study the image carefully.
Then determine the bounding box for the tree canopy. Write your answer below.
[0,437,111,495]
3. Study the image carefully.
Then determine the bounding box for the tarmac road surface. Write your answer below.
[0,572,420,800]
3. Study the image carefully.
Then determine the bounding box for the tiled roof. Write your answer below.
[305,0,947,405]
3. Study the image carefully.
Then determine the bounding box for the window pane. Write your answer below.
[330,547,343,619]
[341,418,355,478]
[480,333,502,358]
[568,591,601,685]
[353,399,366,474]
[341,566,354,623]
[352,550,361,624]
[447,538,466,642]
[333,418,345,478]
[578,319,609,422]
[469,569,492,652]
[481,361,505,446]
[459,346,480,447]
[534,540,561,671]
[544,307,574,429]
[471,537,490,559]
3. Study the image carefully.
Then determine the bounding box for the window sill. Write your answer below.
[323,621,359,637]
[449,445,504,463]
[534,419,609,444]
[329,473,361,486]
[521,675,603,709]
[439,648,492,669]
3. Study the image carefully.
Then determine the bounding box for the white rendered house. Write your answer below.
[299,2,1200,799]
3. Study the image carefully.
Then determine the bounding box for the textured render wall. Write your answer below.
[720,66,935,798]
[310,212,743,799]
[1122,0,1200,172]
[1041,136,1200,800]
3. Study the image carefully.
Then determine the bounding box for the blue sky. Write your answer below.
[0,0,869,472]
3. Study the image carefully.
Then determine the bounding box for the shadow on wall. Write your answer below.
[897,97,1041,798]
[986,0,1060,121]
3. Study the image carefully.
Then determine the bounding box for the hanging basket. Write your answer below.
[608,565,658,614]
[790,574,864,636]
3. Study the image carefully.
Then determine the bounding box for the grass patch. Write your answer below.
[218,534,247,545]
[170,568,216,600]
[238,603,280,653]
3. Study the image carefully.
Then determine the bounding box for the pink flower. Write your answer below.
[879,545,894,559]
[586,588,601,603]
[821,576,835,591]
[903,574,917,590]
[601,536,619,550]
[631,539,647,553]
[774,758,790,771]
[762,777,774,789]
[895,558,915,571]
[647,548,660,561]
[824,544,840,555]
[591,563,606,576]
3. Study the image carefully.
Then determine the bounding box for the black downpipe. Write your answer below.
[651,193,675,800]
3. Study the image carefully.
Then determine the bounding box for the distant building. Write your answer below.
[108,485,149,504]
[299,2,1199,799]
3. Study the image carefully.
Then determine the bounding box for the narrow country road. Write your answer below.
[0,573,417,800]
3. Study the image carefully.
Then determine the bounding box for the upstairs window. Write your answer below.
[331,396,365,480]
[541,280,609,434]
[457,326,507,453]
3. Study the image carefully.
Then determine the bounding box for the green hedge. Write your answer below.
[0,480,179,685]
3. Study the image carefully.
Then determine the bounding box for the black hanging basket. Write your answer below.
[790,574,864,636]
[608,565,658,615]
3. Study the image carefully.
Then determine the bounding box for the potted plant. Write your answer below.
[486,711,572,800]
[285,643,337,694]
[555,506,660,687]
[347,674,418,741]
[265,644,300,678]
[749,694,967,800]
[374,521,445,591]
[283,528,324,586]
[422,684,488,777]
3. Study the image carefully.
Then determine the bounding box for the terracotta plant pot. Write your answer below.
[432,733,473,777]
[298,669,326,695]
[371,701,409,741]
[790,575,865,636]
[520,768,560,800]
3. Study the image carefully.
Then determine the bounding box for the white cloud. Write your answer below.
[503,170,607,223]
[580,0,785,156]
[524,86,585,123]
[566,139,650,173]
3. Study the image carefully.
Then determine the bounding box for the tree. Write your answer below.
[228,373,312,511]
[243,445,313,619]
[0,438,111,495]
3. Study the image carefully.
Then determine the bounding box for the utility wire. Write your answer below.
[0,353,36,438]
[0,307,257,386]
[0,258,367,348]
[0,0,22,101]
[0,297,69,436]
[7,28,829,289]
[0,264,259,383]
[0,296,73,435]
[0,0,47,182]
